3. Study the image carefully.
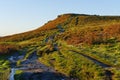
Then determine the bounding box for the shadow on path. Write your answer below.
[15,71,71,80]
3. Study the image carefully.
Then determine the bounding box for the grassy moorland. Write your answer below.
[0,14,120,80]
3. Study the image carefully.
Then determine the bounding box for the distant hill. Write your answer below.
[0,13,120,45]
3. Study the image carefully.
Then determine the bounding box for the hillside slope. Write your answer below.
[0,13,120,80]
[0,13,120,43]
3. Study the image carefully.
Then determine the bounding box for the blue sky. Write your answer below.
[0,0,120,36]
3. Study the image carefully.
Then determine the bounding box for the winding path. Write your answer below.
[71,50,111,68]
[8,51,69,80]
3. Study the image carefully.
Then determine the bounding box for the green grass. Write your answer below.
[112,69,120,80]
[72,43,120,67]
[38,40,120,80]
[0,55,10,80]
[39,45,106,80]
[0,69,10,80]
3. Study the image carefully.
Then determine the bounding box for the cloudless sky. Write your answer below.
[0,0,120,36]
